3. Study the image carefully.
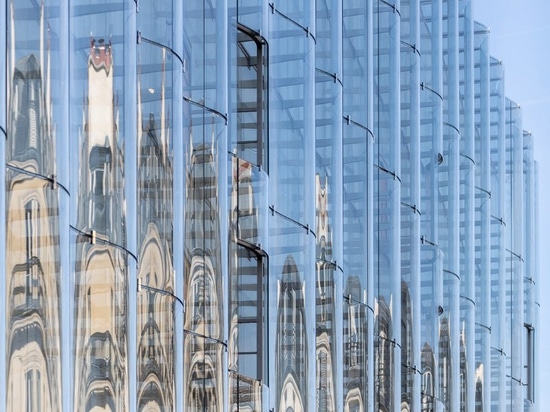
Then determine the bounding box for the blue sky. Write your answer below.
[474,0,550,407]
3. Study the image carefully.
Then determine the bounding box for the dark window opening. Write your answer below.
[235,24,268,169]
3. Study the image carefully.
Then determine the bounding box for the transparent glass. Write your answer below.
[268,12,315,225]
[374,2,401,409]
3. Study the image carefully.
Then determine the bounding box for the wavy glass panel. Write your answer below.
[6,1,63,410]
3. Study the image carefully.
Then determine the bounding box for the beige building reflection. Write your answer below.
[315,175,336,412]
[276,256,307,412]
[229,157,263,412]
[343,276,367,412]
[136,48,175,411]
[73,38,127,411]
[184,139,223,412]
[6,2,62,410]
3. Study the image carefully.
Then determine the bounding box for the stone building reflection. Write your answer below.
[136,48,175,410]
[229,157,263,412]
[276,256,307,412]
[343,276,367,412]
[184,140,223,412]
[315,175,336,412]
[6,3,62,410]
[375,297,393,412]
[73,38,127,411]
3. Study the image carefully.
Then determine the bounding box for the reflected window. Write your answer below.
[89,146,112,232]
[235,24,267,168]
[525,323,535,402]
[26,369,41,412]
[24,200,40,305]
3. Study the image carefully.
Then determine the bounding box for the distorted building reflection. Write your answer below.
[136,48,175,410]
[5,2,62,410]
[343,276,367,412]
[276,256,307,412]
[315,175,336,412]
[375,297,393,412]
[401,283,413,411]
[73,38,127,411]
[184,140,223,412]
[229,157,263,412]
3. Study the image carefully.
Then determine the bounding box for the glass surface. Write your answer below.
[70,2,129,410]
[374,2,401,409]
[183,0,227,114]
[6,1,63,410]
[136,38,176,410]
[72,230,129,411]
[228,155,268,397]
[342,9,372,409]
[234,0,267,33]
[268,12,315,225]
[269,211,315,412]
[183,108,226,412]
[315,73,343,412]
[231,26,267,168]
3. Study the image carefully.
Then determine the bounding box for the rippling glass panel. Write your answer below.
[6,1,63,410]
[342,3,371,405]
[373,1,400,407]
[136,39,175,410]
[183,110,226,412]
[269,211,315,412]
[70,2,129,410]
[72,231,128,411]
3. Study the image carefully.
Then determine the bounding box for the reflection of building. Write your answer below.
[136,48,175,410]
[5,2,62,410]
[0,2,540,412]
[184,142,223,412]
[315,175,336,412]
[6,45,62,412]
[343,276,367,412]
[276,257,307,412]
[73,38,127,412]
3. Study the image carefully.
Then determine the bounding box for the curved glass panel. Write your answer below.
[231,26,267,168]
[6,1,63,409]
[342,3,373,406]
[488,56,507,411]
[269,211,315,412]
[272,1,314,31]
[420,244,443,410]
[69,4,129,411]
[269,12,315,224]
[315,73,342,412]
[70,2,127,244]
[234,0,267,34]
[473,21,490,412]
[228,156,267,412]
[183,0,227,113]
[136,39,176,410]
[374,2,401,408]
[183,108,226,412]
[72,230,129,411]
